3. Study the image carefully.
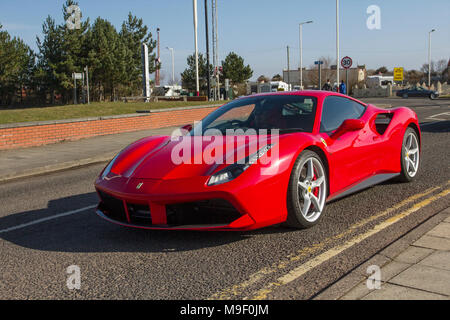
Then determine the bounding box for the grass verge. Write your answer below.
[0,100,225,125]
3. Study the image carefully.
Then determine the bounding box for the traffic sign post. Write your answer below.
[341,56,352,94]
[315,61,324,90]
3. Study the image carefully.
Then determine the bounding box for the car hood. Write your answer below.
[109,135,277,180]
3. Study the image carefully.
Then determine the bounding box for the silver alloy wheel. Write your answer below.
[297,157,326,223]
[404,132,420,178]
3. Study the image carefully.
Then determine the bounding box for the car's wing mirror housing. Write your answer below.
[180,124,193,135]
[331,119,365,139]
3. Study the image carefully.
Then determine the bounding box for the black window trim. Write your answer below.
[320,96,367,134]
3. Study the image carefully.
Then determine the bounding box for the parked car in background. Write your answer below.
[396,86,439,100]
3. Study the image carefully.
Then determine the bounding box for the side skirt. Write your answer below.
[327,173,400,202]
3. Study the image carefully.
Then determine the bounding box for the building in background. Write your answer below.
[283,66,367,90]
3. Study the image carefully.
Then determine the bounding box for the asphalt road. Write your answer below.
[0,98,449,300]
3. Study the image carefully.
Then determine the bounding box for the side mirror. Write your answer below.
[331,119,365,139]
[180,124,193,135]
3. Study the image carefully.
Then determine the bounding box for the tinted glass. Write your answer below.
[194,95,318,135]
[320,96,366,132]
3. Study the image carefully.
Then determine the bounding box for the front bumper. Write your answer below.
[94,173,287,231]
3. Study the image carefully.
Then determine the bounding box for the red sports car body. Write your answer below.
[94,91,421,231]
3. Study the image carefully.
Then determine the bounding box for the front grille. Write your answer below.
[166,199,242,226]
[97,190,127,223]
[127,203,152,226]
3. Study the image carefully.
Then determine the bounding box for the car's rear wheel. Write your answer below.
[398,128,420,182]
[285,150,327,229]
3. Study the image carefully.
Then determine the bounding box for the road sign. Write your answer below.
[394,67,404,82]
[341,56,352,69]
[314,61,324,65]
[72,73,83,80]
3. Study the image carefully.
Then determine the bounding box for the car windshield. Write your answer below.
[191,95,318,135]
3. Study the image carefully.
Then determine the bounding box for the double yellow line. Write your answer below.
[209,181,450,300]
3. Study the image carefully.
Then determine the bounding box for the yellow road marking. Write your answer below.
[251,188,450,300]
[209,181,449,300]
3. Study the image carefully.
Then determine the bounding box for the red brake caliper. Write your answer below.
[313,169,319,198]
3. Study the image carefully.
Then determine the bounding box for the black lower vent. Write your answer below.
[127,203,152,226]
[166,199,242,226]
[97,190,127,223]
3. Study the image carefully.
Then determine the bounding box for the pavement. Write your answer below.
[315,207,450,300]
[0,97,449,300]
[0,126,178,183]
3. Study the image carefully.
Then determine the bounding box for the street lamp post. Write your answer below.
[299,20,313,90]
[336,0,340,92]
[428,29,436,88]
[166,47,175,85]
[193,0,200,96]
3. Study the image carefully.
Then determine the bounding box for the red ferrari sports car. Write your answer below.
[94,91,421,231]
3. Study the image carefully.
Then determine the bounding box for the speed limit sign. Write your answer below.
[341,56,353,69]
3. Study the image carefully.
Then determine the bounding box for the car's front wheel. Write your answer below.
[430,93,437,100]
[285,150,327,229]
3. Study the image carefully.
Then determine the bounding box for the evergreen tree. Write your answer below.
[119,12,157,95]
[221,52,253,84]
[0,24,35,105]
[181,53,212,94]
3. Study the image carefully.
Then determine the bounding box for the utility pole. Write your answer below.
[84,66,90,104]
[299,21,313,90]
[204,0,211,100]
[166,47,175,84]
[212,0,219,100]
[287,46,290,90]
[193,0,200,96]
[72,73,77,105]
[428,29,436,88]
[336,0,340,92]
[156,28,160,86]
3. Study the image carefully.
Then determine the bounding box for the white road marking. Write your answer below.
[0,205,97,234]
[250,188,450,299]
[426,112,450,121]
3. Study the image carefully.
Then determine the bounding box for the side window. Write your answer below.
[320,96,366,132]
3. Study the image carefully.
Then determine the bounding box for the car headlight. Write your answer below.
[101,153,121,179]
[207,144,274,186]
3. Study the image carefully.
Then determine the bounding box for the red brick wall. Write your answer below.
[0,107,218,150]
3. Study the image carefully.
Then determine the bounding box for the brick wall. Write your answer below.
[0,106,218,150]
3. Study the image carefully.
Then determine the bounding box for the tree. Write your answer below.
[181,53,212,94]
[375,66,388,75]
[272,74,283,81]
[119,12,157,95]
[221,52,253,84]
[257,75,269,83]
[0,24,35,105]
[405,69,424,85]
[35,15,64,103]
[88,17,128,101]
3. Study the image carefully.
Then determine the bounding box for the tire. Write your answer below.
[398,128,420,182]
[430,93,437,100]
[284,150,328,229]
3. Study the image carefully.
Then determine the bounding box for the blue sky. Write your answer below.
[1,0,449,83]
